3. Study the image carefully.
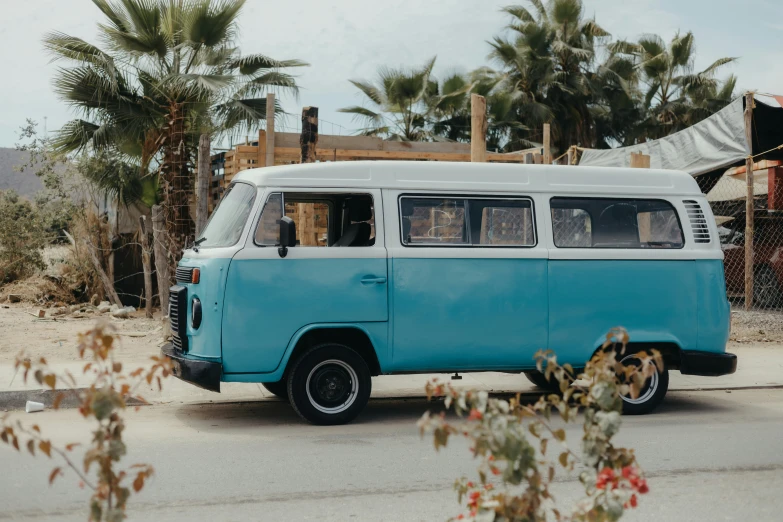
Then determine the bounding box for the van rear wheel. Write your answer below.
[620,353,669,415]
[524,371,561,392]
[261,381,288,400]
[287,343,372,425]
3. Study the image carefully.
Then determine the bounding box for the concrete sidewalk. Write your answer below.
[1,342,780,410]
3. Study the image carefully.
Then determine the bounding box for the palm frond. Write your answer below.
[182,0,245,48]
[346,80,385,106]
[228,53,309,75]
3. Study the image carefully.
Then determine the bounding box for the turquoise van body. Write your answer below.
[163,161,735,422]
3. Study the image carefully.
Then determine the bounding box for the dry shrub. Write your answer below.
[0,208,113,306]
[60,208,113,303]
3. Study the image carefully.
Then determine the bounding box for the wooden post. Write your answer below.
[524,153,534,165]
[631,152,652,241]
[567,146,575,166]
[744,92,755,310]
[300,106,319,164]
[84,239,122,307]
[470,94,487,163]
[151,205,171,314]
[630,152,651,169]
[265,93,276,167]
[139,216,154,318]
[543,124,551,165]
[196,133,211,236]
[257,129,267,168]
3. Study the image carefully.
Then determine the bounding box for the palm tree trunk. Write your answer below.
[161,102,193,256]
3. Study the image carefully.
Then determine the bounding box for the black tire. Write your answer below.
[261,380,288,400]
[524,371,561,392]
[754,265,782,309]
[287,343,372,425]
[620,353,669,415]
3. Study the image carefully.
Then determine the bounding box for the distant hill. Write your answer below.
[0,147,44,197]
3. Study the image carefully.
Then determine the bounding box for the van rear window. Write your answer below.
[550,198,684,249]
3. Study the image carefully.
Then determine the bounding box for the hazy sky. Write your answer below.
[1,0,781,147]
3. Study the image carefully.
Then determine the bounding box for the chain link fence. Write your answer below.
[705,165,783,309]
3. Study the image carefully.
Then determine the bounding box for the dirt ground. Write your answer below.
[0,304,166,364]
[730,308,783,343]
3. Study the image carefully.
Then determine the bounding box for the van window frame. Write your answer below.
[398,194,537,248]
[549,196,686,250]
[252,190,376,248]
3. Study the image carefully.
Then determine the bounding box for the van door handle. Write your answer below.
[360,276,387,285]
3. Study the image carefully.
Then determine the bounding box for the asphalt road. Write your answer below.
[1,388,782,521]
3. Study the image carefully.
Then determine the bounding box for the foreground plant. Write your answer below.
[419,328,661,521]
[1,323,172,521]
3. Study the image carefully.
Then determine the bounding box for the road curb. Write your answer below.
[0,389,145,411]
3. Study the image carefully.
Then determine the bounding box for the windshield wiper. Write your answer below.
[194,237,207,246]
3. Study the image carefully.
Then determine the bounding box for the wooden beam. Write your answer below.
[630,152,650,169]
[470,93,487,162]
[744,92,755,310]
[257,129,267,169]
[272,147,526,163]
[543,124,551,165]
[84,238,122,307]
[196,133,210,236]
[151,205,171,314]
[139,216,154,318]
[265,93,275,167]
[630,152,651,241]
[300,106,318,163]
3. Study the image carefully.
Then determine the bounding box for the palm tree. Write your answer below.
[487,0,610,152]
[425,70,526,150]
[45,0,307,245]
[611,32,736,139]
[338,58,438,141]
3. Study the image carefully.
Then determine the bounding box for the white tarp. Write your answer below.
[579,97,750,176]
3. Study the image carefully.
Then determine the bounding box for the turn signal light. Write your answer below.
[191,268,200,284]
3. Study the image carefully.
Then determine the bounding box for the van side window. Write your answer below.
[470,199,535,246]
[399,196,536,247]
[255,192,375,247]
[550,198,684,249]
[400,198,467,245]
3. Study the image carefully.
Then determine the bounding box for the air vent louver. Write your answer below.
[683,200,710,244]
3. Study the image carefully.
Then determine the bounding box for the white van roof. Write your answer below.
[234,160,702,197]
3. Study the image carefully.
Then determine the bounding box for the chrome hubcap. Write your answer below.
[620,353,659,405]
[306,359,358,414]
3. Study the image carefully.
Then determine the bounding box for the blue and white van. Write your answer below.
[163,161,736,424]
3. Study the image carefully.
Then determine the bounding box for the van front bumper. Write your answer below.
[161,343,222,393]
[679,350,737,376]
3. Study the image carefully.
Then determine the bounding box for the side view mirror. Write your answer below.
[278,216,296,257]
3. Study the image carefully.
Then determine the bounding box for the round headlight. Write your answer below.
[191,297,202,330]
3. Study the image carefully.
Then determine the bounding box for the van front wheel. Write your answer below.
[287,343,372,425]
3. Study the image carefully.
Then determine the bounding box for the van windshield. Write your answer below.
[196,182,256,248]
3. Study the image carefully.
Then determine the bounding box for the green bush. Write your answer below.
[0,191,49,283]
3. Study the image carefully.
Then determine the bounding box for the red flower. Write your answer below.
[638,480,649,494]
[468,408,483,421]
[456,515,465,520]
[466,482,474,488]
[484,483,494,491]
[630,494,638,508]
[491,466,501,476]
[596,467,616,490]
